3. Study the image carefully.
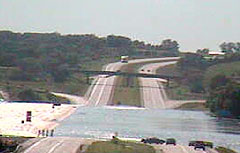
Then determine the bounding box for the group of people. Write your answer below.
[37,129,54,137]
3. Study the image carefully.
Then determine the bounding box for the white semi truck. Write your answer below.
[120,56,129,63]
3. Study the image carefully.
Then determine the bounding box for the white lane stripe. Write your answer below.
[24,138,50,153]
[47,139,65,153]
[95,77,109,106]
[180,145,191,153]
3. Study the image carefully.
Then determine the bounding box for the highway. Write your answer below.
[138,62,205,109]
[154,144,218,153]
[86,57,179,106]
[19,57,213,153]
[20,137,217,153]
[21,137,95,153]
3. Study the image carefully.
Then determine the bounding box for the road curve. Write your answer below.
[86,57,179,106]
[138,61,205,109]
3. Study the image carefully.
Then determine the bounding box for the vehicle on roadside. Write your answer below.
[53,103,61,106]
[141,137,165,144]
[166,138,176,145]
[194,143,206,151]
[189,141,213,148]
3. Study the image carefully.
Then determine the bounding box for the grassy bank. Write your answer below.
[85,138,156,153]
[156,64,206,100]
[175,103,208,111]
[215,146,237,153]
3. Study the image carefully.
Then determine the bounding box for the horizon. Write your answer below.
[1,0,239,51]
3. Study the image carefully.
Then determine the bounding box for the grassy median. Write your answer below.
[112,63,142,106]
[85,138,156,153]
[112,59,178,106]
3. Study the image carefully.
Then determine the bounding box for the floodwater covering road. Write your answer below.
[56,106,240,152]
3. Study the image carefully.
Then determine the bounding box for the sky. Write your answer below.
[0,0,239,51]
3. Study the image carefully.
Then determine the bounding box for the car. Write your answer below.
[141,137,165,144]
[53,103,61,106]
[189,141,203,146]
[189,141,213,148]
[194,143,206,151]
[166,138,176,145]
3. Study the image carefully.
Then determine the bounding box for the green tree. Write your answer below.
[196,48,209,55]
[177,53,208,70]
[18,89,41,100]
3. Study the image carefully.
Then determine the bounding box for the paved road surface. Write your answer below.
[86,57,179,106]
[139,62,205,109]
[51,92,87,105]
[21,137,218,153]
[154,144,217,153]
[21,137,95,153]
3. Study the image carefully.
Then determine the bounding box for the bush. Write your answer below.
[17,89,41,101]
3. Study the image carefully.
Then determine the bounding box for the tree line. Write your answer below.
[177,49,240,117]
[0,31,179,83]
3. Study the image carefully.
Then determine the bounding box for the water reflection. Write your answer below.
[56,106,240,151]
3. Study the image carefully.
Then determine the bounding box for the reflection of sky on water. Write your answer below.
[56,106,240,151]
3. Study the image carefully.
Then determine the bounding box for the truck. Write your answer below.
[120,56,129,63]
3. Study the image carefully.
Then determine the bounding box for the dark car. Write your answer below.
[194,143,206,151]
[189,141,213,148]
[166,138,176,145]
[53,103,61,106]
[141,137,165,144]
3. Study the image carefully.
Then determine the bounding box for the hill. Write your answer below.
[0,30,179,102]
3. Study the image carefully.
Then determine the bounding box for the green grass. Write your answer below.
[0,58,118,102]
[112,59,177,106]
[112,64,142,106]
[85,138,156,153]
[204,61,240,88]
[175,103,208,111]
[156,64,206,100]
[215,146,237,153]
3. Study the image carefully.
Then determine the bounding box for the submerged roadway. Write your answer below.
[21,57,214,153]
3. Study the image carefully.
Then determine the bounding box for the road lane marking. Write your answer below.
[24,138,50,153]
[47,139,65,153]
[95,77,110,106]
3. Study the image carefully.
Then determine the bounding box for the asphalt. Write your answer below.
[86,57,180,106]
[138,62,206,109]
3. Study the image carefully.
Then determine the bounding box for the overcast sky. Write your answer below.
[0,0,239,51]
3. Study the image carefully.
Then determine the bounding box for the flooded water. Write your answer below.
[56,106,240,151]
